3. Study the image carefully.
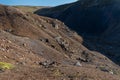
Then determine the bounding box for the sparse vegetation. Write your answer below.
[0,1,120,79]
[52,69,63,77]
[0,62,14,70]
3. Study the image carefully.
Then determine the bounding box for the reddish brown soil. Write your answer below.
[0,5,119,80]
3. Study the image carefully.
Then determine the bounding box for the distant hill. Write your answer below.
[13,6,48,13]
[35,0,120,35]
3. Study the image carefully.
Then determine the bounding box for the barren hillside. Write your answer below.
[35,0,120,65]
[0,4,120,80]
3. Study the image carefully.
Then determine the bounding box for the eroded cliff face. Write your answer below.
[0,5,119,80]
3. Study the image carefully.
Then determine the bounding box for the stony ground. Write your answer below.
[0,5,120,80]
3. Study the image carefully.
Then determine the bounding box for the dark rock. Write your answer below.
[39,38,49,43]
[78,50,93,62]
[0,69,4,73]
[39,60,57,68]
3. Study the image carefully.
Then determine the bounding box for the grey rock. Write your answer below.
[55,24,59,29]
[75,62,82,67]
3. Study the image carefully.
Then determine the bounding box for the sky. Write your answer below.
[0,0,77,6]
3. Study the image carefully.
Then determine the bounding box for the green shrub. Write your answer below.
[0,62,14,70]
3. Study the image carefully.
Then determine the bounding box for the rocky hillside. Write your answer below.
[35,0,120,65]
[0,4,120,80]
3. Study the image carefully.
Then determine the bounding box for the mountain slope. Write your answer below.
[0,4,120,80]
[35,0,120,35]
[35,0,120,65]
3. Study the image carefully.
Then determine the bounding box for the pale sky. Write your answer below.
[0,0,77,6]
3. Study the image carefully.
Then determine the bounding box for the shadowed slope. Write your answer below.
[35,0,120,65]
